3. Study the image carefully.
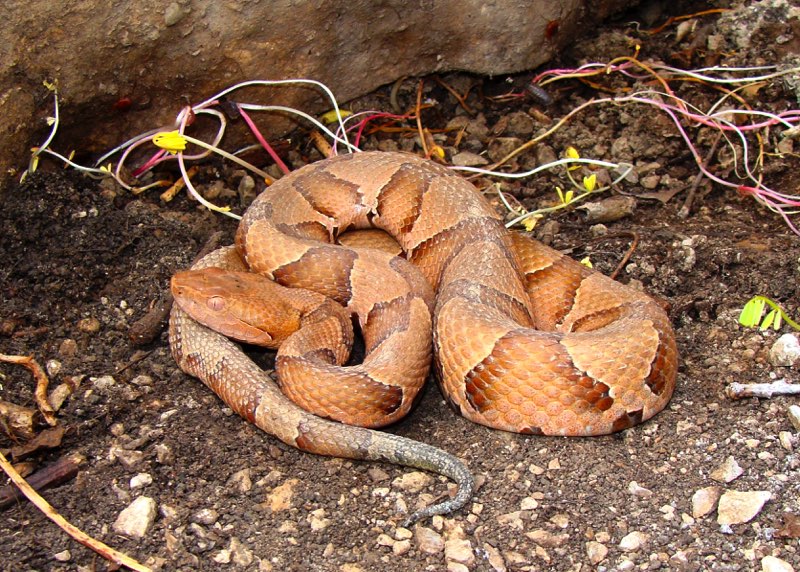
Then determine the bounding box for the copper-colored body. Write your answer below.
[169,151,678,518]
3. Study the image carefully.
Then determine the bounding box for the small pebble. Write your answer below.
[130,473,153,489]
[444,538,475,566]
[788,405,800,432]
[692,486,722,518]
[586,541,608,564]
[392,472,433,493]
[710,456,744,483]
[77,317,101,333]
[450,151,488,167]
[113,496,157,539]
[192,508,219,525]
[54,550,71,562]
[619,531,648,552]
[307,508,330,531]
[130,374,153,386]
[717,490,771,525]
[415,526,444,554]
[761,555,795,572]
[58,338,78,357]
[769,334,800,366]
[227,468,253,492]
[628,481,653,498]
[229,537,254,567]
[778,431,795,451]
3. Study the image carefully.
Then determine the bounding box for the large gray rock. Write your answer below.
[0,0,633,187]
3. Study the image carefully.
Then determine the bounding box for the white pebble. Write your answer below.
[761,555,795,572]
[619,531,648,552]
[769,334,800,366]
[113,496,157,539]
[129,473,153,489]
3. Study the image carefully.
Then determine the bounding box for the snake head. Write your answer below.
[171,268,302,347]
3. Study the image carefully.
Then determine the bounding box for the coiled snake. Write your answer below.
[169,151,678,522]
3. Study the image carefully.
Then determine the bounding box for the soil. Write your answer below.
[2,2,800,571]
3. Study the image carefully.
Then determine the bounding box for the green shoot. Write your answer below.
[739,296,800,331]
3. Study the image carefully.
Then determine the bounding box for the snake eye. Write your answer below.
[207,296,226,311]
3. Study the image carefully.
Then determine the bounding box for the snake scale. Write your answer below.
[169,151,678,521]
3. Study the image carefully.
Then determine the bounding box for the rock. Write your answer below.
[265,479,298,512]
[779,431,795,451]
[487,137,523,163]
[154,443,174,465]
[520,496,539,510]
[504,111,536,137]
[483,542,507,572]
[628,481,653,498]
[717,490,772,525]
[788,405,800,432]
[761,555,795,572]
[54,549,71,562]
[77,317,101,334]
[394,527,412,540]
[230,537,254,566]
[525,529,568,547]
[58,338,78,357]
[450,151,489,167]
[710,456,744,483]
[191,508,219,525]
[497,511,525,530]
[1,1,635,186]
[367,467,390,482]
[392,471,434,493]
[227,468,253,493]
[213,549,231,564]
[415,526,445,554]
[113,496,157,539]
[92,375,116,391]
[692,486,722,518]
[393,539,411,556]
[445,538,475,566]
[307,508,330,531]
[619,531,649,552]
[579,195,637,223]
[586,541,608,564]
[109,446,145,471]
[770,334,800,366]
[129,473,153,489]
[447,563,470,572]
[130,374,153,386]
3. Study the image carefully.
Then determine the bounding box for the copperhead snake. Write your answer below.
[169,151,678,522]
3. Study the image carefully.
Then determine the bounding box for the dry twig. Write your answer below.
[0,451,151,571]
[0,354,56,426]
[725,379,800,400]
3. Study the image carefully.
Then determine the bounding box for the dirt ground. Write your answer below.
[2,2,800,571]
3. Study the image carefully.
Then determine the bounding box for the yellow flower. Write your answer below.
[153,131,188,154]
[522,214,540,232]
[555,186,574,205]
[565,146,581,171]
[583,173,597,192]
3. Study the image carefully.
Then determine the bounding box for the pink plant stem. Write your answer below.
[237,104,291,175]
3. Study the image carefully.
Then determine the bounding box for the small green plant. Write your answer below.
[739,296,800,331]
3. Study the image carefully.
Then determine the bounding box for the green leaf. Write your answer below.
[739,297,765,328]
[760,309,776,331]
